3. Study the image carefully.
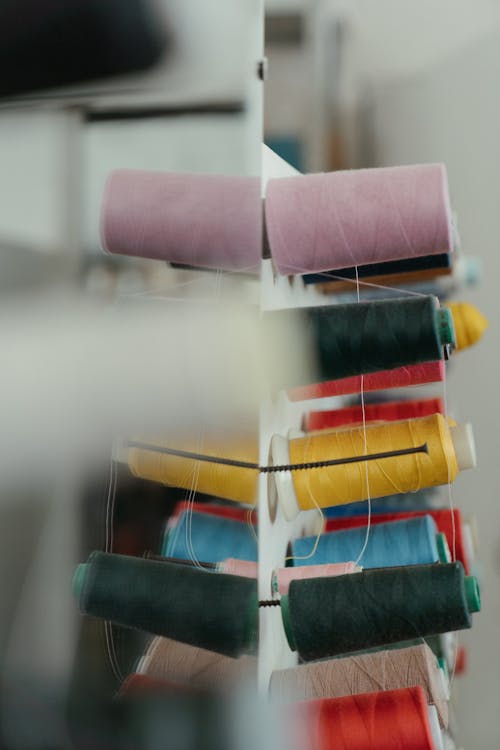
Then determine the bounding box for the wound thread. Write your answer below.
[265,163,452,275]
[281,562,478,661]
[271,644,448,728]
[139,636,256,691]
[288,360,445,401]
[285,414,469,512]
[290,516,442,569]
[73,552,258,657]
[164,511,257,564]
[266,296,452,389]
[298,687,436,750]
[325,507,470,573]
[304,398,444,432]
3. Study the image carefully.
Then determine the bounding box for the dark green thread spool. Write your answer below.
[266,296,455,386]
[73,552,258,657]
[281,562,479,661]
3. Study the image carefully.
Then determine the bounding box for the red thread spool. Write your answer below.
[171,500,254,524]
[304,397,444,432]
[301,687,435,750]
[288,360,445,401]
[455,646,468,676]
[325,508,469,573]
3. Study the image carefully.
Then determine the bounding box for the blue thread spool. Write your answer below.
[323,490,438,518]
[163,510,257,564]
[290,516,445,569]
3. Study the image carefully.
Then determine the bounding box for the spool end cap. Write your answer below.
[464,257,482,285]
[450,423,476,471]
[269,434,300,521]
[436,307,456,348]
[465,575,481,613]
[72,563,88,599]
[436,532,451,563]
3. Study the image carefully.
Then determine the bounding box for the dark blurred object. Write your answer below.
[1,673,234,750]
[0,0,166,99]
[265,13,303,46]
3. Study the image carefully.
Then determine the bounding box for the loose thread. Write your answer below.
[259,600,281,608]
[104,443,123,684]
[353,265,372,568]
[127,440,429,473]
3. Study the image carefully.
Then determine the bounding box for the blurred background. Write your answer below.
[0,0,498,748]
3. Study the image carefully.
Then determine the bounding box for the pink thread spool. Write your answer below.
[101,170,261,272]
[265,164,453,275]
[218,559,258,578]
[273,562,361,595]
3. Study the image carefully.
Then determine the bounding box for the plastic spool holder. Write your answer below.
[257,150,332,693]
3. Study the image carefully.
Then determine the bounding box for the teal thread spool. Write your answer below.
[281,562,480,661]
[73,552,258,657]
[265,295,455,386]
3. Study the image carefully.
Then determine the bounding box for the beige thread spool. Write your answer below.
[138,636,257,691]
[270,644,449,728]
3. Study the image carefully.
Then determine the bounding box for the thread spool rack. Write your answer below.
[258,150,343,691]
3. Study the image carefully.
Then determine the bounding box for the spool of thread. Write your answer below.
[287,360,445,401]
[271,413,476,519]
[265,163,453,275]
[128,435,259,505]
[171,500,252,524]
[463,523,476,569]
[326,508,470,574]
[316,266,451,294]
[139,636,257,690]
[298,687,437,750]
[320,255,482,303]
[302,251,452,287]
[218,559,259,578]
[73,552,258,657]
[273,562,361,594]
[280,562,480,661]
[290,516,449,569]
[163,511,258,564]
[270,643,448,727]
[445,302,488,350]
[361,634,453,672]
[454,645,468,676]
[323,490,438,518]
[267,296,454,387]
[304,397,444,432]
[101,170,261,272]
[119,674,194,697]
[216,560,361,592]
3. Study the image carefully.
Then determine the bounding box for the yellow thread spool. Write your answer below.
[446,302,488,350]
[128,436,259,505]
[271,414,475,519]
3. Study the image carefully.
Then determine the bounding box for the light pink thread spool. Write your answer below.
[217,560,361,593]
[265,164,453,275]
[218,559,258,578]
[273,562,361,595]
[101,170,261,272]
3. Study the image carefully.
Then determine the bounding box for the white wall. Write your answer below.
[371,29,500,749]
